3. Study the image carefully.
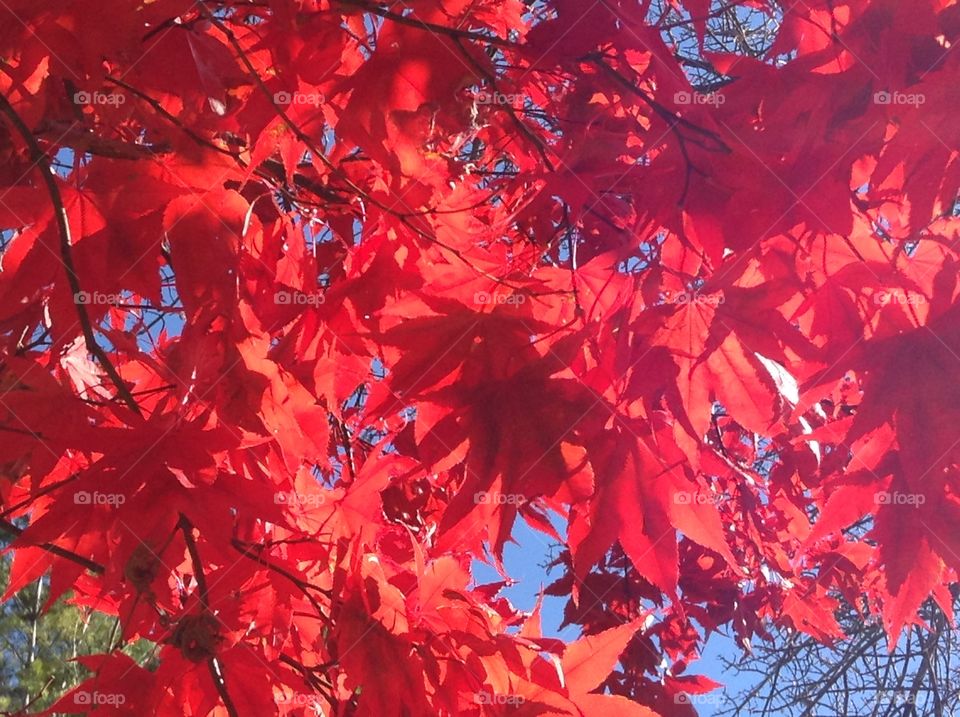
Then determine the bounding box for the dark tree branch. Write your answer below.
[0,518,104,575]
[178,514,239,717]
[0,93,142,416]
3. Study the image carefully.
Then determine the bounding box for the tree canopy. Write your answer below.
[0,0,959,714]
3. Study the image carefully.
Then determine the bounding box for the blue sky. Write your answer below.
[472,520,750,716]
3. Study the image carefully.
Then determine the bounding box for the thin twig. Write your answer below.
[335,0,517,47]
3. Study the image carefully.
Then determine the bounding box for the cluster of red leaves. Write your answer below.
[0,0,959,714]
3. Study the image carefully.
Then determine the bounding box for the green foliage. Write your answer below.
[0,537,153,712]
